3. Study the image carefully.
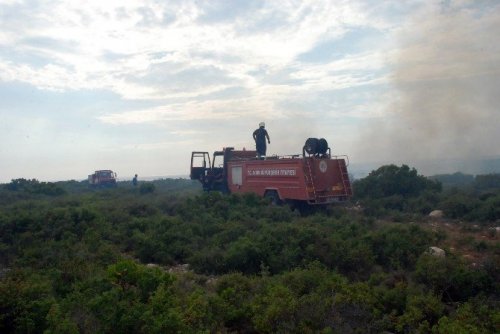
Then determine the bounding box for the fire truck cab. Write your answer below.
[190,138,352,206]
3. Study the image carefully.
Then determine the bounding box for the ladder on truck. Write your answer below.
[337,159,352,197]
[305,158,317,202]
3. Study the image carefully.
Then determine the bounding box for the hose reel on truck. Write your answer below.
[303,138,330,157]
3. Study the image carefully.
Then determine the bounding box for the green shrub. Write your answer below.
[139,182,155,194]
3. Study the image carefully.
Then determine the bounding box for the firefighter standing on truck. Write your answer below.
[253,122,270,159]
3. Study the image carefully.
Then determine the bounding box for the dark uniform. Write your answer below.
[253,124,270,158]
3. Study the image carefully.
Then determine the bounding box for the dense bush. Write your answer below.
[354,164,441,199]
[354,167,500,222]
[4,178,65,196]
[353,165,442,217]
[139,182,155,194]
[438,189,500,221]
[0,176,498,333]
[475,174,500,190]
[430,172,474,188]
[414,254,494,302]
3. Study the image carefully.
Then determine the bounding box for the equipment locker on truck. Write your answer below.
[190,138,352,207]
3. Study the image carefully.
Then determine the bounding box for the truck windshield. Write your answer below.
[213,154,224,168]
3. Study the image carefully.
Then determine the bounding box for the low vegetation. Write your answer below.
[0,168,498,333]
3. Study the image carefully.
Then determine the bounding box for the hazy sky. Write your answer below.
[1,0,499,182]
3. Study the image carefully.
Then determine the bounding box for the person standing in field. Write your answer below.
[253,122,270,159]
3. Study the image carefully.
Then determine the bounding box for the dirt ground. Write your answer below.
[420,218,499,267]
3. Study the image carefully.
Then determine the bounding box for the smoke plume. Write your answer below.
[355,2,500,172]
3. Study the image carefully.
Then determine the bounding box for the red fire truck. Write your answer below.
[190,138,352,206]
[88,170,117,188]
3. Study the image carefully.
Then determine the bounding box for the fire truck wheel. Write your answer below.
[264,190,281,206]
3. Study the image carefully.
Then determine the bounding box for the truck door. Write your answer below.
[190,152,210,181]
[190,149,231,193]
[208,151,228,192]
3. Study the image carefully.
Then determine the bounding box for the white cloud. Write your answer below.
[97,92,280,125]
[0,0,389,100]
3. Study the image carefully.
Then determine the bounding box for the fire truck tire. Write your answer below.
[264,190,281,205]
[289,200,313,216]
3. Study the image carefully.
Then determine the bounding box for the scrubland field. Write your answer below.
[0,166,499,333]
